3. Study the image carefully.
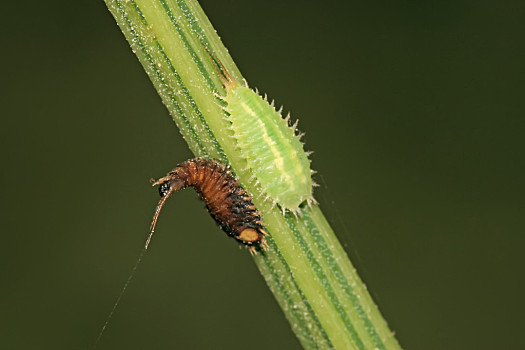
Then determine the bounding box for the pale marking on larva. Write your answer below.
[259,123,296,192]
[239,99,298,165]
[239,101,296,192]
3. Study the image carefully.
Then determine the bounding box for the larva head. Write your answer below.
[144,175,184,249]
[150,175,186,197]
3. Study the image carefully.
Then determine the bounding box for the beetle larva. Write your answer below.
[208,53,315,213]
[146,158,268,254]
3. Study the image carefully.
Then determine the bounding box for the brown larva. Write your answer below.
[146,158,268,254]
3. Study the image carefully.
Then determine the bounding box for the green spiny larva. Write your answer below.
[207,51,316,213]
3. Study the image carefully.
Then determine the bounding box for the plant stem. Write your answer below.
[104,0,402,348]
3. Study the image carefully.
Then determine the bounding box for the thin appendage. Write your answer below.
[93,247,147,349]
[145,186,176,250]
[200,41,236,90]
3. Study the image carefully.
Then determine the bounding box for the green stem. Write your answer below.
[104,0,402,349]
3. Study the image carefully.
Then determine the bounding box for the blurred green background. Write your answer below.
[1,0,524,349]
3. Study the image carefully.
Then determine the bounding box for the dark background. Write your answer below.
[1,0,524,349]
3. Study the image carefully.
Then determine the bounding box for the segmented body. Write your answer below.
[224,85,313,210]
[148,158,267,253]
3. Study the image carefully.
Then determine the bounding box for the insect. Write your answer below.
[146,157,268,254]
[207,50,316,213]
[94,159,267,347]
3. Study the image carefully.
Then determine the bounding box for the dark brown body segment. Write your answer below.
[150,158,267,252]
